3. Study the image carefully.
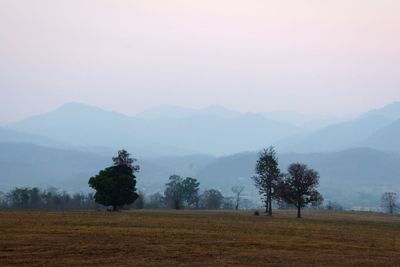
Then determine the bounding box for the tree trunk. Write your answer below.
[113,205,118,212]
[265,200,268,213]
[267,187,272,216]
[268,195,272,216]
[297,206,301,218]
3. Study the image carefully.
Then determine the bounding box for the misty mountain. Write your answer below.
[278,102,400,153]
[0,142,176,192]
[145,154,216,177]
[362,119,400,152]
[136,105,197,120]
[4,101,400,157]
[136,105,241,120]
[278,114,393,152]
[6,102,299,156]
[363,101,400,120]
[7,102,137,148]
[0,127,64,147]
[263,111,346,130]
[0,142,109,191]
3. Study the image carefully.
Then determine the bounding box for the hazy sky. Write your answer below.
[1,0,399,121]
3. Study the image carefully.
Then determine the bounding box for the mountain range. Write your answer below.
[3,101,400,155]
[1,101,400,208]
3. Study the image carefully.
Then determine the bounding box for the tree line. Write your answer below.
[1,149,397,215]
[0,184,250,211]
[0,187,100,210]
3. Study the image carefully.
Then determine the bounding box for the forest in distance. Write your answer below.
[1,149,397,217]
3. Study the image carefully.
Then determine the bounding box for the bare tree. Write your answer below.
[381,192,398,214]
[231,186,245,210]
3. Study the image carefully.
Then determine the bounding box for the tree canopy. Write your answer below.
[164,176,200,209]
[253,147,281,216]
[89,150,139,211]
[277,163,322,218]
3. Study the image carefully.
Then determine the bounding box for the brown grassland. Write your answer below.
[0,209,400,266]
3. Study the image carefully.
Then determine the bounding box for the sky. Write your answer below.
[0,0,399,122]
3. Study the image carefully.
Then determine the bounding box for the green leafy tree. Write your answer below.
[180,177,200,208]
[200,189,223,209]
[253,147,281,216]
[164,175,183,209]
[277,163,322,218]
[89,150,139,211]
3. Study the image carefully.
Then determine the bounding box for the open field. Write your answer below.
[1,210,400,266]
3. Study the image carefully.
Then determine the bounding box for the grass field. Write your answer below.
[1,210,400,266]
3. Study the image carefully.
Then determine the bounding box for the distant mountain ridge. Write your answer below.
[5,102,299,156]
[2,101,400,156]
[0,127,64,147]
[277,102,400,153]
[362,119,400,152]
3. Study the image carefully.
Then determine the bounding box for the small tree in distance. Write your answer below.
[180,177,200,209]
[89,150,139,211]
[381,192,398,214]
[164,175,183,209]
[277,163,323,218]
[253,147,281,216]
[200,189,223,209]
[231,185,245,210]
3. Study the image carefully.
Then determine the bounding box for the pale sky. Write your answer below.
[0,0,399,121]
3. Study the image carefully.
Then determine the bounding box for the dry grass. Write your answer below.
[0,209,399,266]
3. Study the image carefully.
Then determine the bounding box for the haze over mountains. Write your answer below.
[6,102,299,156]
[1,101,400,208]
[4,101,400,154]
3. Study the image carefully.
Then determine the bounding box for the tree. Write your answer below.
[88,150,139,211]
[112,149,140,172]
[200,189,223,209]
[253,147,281,216]
[134,191,145,209]
[310,191,324,209]
[381,192,398,214]
[164,175,183,209]
[277,163,322,218]
[231,185,245,210]
[147,192,163,209]
[180,177,200,209]
[325,201,343,211]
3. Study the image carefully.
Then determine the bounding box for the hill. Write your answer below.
[362,119,400,152]
[6,102,299,156]
[0,142,109,191]
[0,127,63,147]
[278,102,400,153]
